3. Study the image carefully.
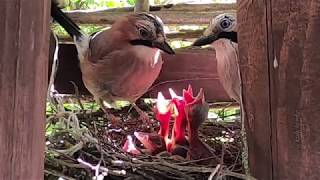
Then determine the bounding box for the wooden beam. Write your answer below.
[134,0,150,12]
[62,3,236,25]
[57,29,204,42]
[271,0,320,179]
[238,1,272,178]
[53,44,233,102]
[239,0,320,179]
[0,0,50,179]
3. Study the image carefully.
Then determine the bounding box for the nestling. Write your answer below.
[51,2,175,122]
[193,14,240,103]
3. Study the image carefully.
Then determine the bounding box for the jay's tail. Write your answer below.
[51,1,82,39]
[51,1,89,61]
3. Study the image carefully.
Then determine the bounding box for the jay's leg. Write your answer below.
[132,103,151,124]
[96,98,121,125]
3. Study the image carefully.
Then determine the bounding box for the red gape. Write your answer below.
[169,88,189,157]
[155,92,172,150]
[131,92,172,155]
[123,85,216,162]
[184,88,217,164]
[122,135,141,155]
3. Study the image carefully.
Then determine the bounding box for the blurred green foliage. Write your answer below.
[61,0,235,10]
[51,24,106,37]
[52,24,195,48]
[62,0,133,10]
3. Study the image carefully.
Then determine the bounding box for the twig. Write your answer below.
[208,164,221,180]
[221,170,257,180]
[220,143,225,165]
[70,81,85,111]
[44,169,76,180]
[229,149,241,171]
[174,156,216,165]
[135,169,156,180]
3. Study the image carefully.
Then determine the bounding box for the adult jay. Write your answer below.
[51,2,175,122]
[193,14,239,103]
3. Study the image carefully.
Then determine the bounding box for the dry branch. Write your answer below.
[63,3,236,25]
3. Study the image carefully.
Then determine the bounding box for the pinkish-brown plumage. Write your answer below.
[51,3,175,121]
[212,39,240,102]
[193,14,240,103]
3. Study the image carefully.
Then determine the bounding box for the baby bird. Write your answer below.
[51,2,175,122]
[193,14,239,103]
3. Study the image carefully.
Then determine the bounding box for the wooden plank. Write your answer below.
[57,29,204,43]
[239,0,320,179]
[0,0,50,179]
[134,0,150,12]
[271,0,320,179]
[53,44,233,102]
[237,0,272,179]
[62,4,236,25]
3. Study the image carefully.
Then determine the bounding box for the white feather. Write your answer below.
[74,34,90,61]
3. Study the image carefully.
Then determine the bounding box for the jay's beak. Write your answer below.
[193,33,217,46]
[193,31,238,46]
[130,39,175,55]
[153,40,175,55]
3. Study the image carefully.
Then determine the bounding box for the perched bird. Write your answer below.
[193,14,249,169]
[51,2,175,122]
[193,14,240,103]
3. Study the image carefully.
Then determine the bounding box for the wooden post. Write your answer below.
[238,0,320,179]
[134,0,150,12]
[0,0,50,179]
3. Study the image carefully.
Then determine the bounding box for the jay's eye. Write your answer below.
[220,19,231,29]
[139,29,150,38]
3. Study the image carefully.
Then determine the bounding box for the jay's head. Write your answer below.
[119,13,175,54]
[193,14,237,46]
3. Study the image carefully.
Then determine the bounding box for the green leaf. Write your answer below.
[127,0,135,5]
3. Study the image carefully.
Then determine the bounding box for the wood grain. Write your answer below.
[271,0,320,179]
[63,3,236,25]
[238,0,320,179]
[0,0,50,179]
[134,0,150,12]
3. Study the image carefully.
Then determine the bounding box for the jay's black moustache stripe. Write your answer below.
[218,31,237,43]
[129,39,153,48]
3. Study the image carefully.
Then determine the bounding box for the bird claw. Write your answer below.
[138,112,152,125]
[104,113,121,126]
[132,103,152,124]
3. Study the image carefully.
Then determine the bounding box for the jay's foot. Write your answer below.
[132,103,152,124]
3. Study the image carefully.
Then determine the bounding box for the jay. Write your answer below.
[51,2,175,122]
[193,14,240,103]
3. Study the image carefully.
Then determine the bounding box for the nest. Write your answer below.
[45,97,244,180]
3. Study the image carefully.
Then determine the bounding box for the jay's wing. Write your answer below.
[81,45,163,103]
[216,40,240,103]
